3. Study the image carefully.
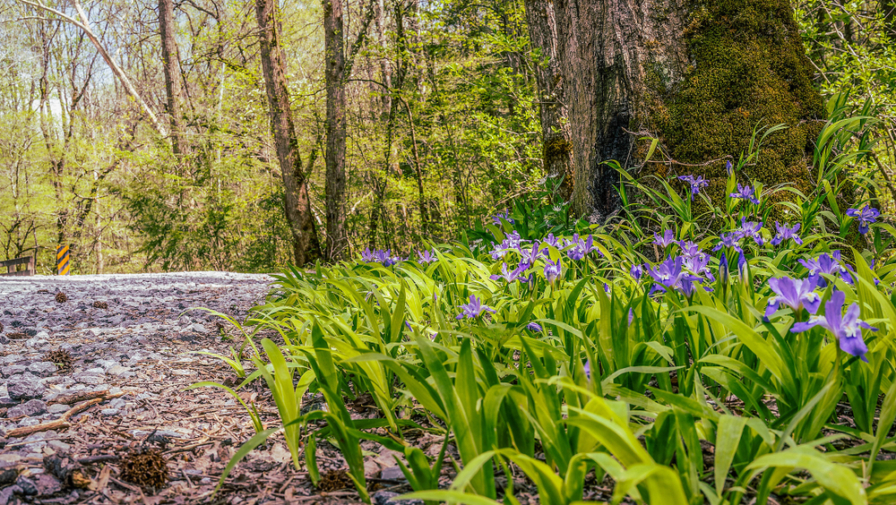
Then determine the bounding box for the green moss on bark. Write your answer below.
[649,0,825,205]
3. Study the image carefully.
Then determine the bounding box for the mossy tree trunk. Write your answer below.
[523,0,573,200]
[553,0,825,220]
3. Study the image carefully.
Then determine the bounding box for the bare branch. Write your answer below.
[13,0,168,137]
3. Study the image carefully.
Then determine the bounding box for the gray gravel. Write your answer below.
[0,271,272,496]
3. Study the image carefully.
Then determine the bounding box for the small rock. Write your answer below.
[0,485,22,504]
[189,323,208,334]
[72,374,105,385]
[0,454,22,464]
[1,364,28,378]
[16,475,38,496]
[100,408,119,417]
[25,338,50,350]
[26,362,57,378]
[380,466,406,481]
[7,399,46,418]
[7,373,46,401]
[47,404,69,414]
[34,473,63,496]
[106,365,130,376]
[130,429,190,439]
[48,440,71,452]
[22,441,46,453]
[372,491,423,505]
[95,360,117,370]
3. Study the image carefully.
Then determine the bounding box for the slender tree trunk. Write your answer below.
[366,0,392,249]
[523,0,572,200]
[255,0,323,266]
[323,0,348,260]
[553,0,824,221]
[159,0,187,156]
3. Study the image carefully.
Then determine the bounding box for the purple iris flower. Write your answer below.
[519,242,546,265]
[363,248,401,266]
[456,295,496,320]
[713,232,743,253]
[490,244,507,261]
[417,249,437,264]
[846,206,880,234]
[739,218,764,246]
[630,264,644,281]
[764,276,822,321]
[541,233,561,248]
[565,234,600,260]
[725,160,733,176]
[799,252,853,286]
[582,234,601,254]
[678,240,701,258]
[719,252,729,284]
[791,291,877,362]
[377,250,401,266]
[567,246,586,261]
[526,322,543,332]
[730,183,760,205]
[654,230,677,248]
[683,253,715,282]
[645,256,703,296]
[770,222,802,246]
[500,231,524,251]
[490,262,531,283]
[493,211,515,225]
[678,175,709,200]
[737,251,747,276]
[544,259,562,282]
[583,360,591,380]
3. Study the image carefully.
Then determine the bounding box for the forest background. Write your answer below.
[1,0,894,274]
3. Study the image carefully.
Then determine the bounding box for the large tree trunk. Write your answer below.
[159,0,187,156]
[323,0,348,260]
[255,0,323,266]
[554,0,825,220]
[523,0,573,200]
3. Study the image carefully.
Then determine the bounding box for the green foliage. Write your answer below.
[191,110,896,503]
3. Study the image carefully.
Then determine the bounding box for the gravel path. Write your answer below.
[0,273,274,504]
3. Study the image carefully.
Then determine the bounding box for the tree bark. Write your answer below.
[553,0,825,220]
[323,0,348,260]
[255,0,323,266]
[523,0,573,200]
[159,0,187,156]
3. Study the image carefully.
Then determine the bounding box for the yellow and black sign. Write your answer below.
[56,245,71,276]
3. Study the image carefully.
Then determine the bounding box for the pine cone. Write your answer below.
[55,292,68,303]
[120,449,168,488]
[92,301,108,309]
[0,321,3,333]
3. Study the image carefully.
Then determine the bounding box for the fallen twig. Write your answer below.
[49,389,115,406]
[6,391,125,438]
[78,455,120,465]
[162,437,212,455]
